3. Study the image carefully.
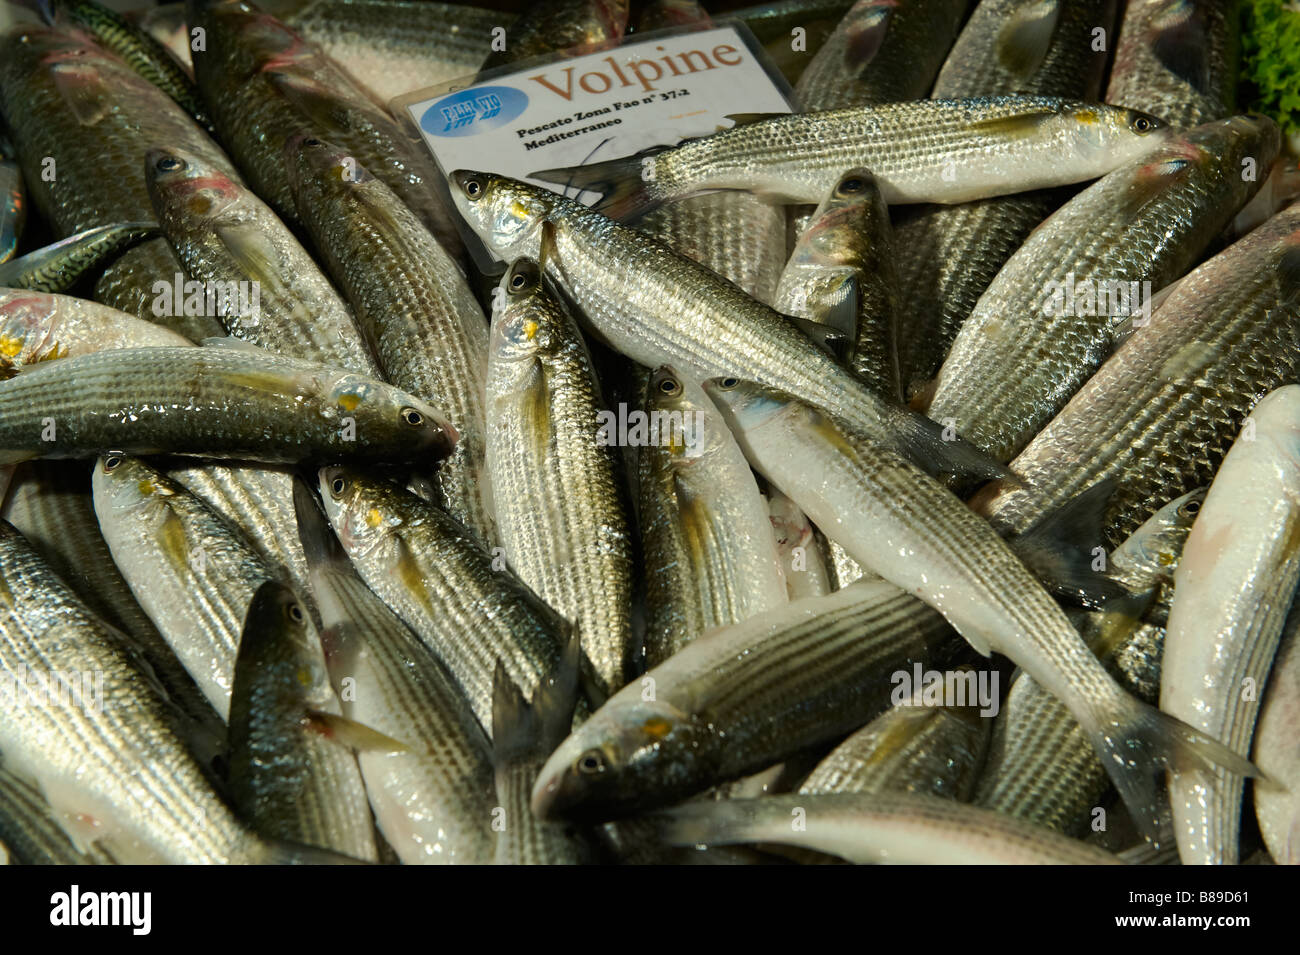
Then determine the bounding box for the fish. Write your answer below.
[793,0,969,110]
[767,489,830,601]
[704,376,1259,841]
[485,257,634,695]
[188,0,463,258]
[1162,385,1300,865]
[734,0,857,85]
[636,367,787,668]
[0,26,237,334]
[0,762,118,864]
[1106,0,1238,128]
[924,114,1280,465]
[228,579,378,860]
[650,792,1124,864]
[975,489,1206,835]
[44,0,211,128]
[799,666,991,799]
[0,343,455,466]
[285,135,492,544]
[774,168,901,401]
[529,97,1170,219]
[971,199,1300,549]
[893,0,1122,397]
[0,519,348,863]
[448,171,1008,485]
[0,289,190,378]
[1,138,26,264]
[92,454,282,719]
[146,145,380,376]
[492,639,598,864]
[1254,606,1300,866]
[0,223,161,295]
[294,478,498,864]
[284,0,511,106]
[532,578,962,820]
[315,466,566,731]
[481,0,628,69]
[633,0,787,306]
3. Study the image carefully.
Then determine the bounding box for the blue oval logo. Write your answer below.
[421,86,528,138]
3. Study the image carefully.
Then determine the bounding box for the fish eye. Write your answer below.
[303,137,323,148]
[1131,115,1157,134]
[102,454,123,473]
[658,377,680,396]
[329,475,348,498]
[510,271,529,290]
[463,178,483,199]
[1181,499,1200,517]
[837,176,865,195]
[576,749,606,775]
[155,156,186,173]
[286,602,304,623]
[718,377,740,390]
[400,407,425,427]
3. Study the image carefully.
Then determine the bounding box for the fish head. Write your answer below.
[316,465,396,557]
[145,146,243,224]
[318,373,458,462]
[91,454,176,514]
[531,695,712,820]
[0,291,61,375]
[449,170,552,261]
[236,580,335,712]
[800,168,885,265]
[1058,105,1170,169]
[284,133,372,197]
[198,1,314,74]
[489,258,563,361]
[1185,114,1282,192]
[702,376,800,440]
[1111,487,1207,584]
[648,366,725,469]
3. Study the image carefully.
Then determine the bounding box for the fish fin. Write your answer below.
[1277,244,1300,305]
[246,838,374,864]
[491,660,538,766]
[821,274,859,338]
[212,222,291,299]
[1151,8,1211,94]
[51,61,114,126]
[1007,479,1128,606]
[199,335,267,353]
[785,314,850,363]
[529,150,668,220]
[264,69,351,131]
[880,403,1017,484]
[648,801,748,850]
[1079,589,1154,659]
[304,709,412,753]
[539,218,559,274]
[994,0,1060,80]
[966,109,1059,139]
[293,476,349,571]
[535,626,583,748]
[723,112,784,129]
[1090,698,1260,846]
[844,5,893,68]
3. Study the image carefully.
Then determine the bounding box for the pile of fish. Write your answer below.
[0,0,1297,865]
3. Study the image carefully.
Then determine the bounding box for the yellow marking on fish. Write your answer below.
[523,320,538,340]
[0,572,13,607]
[1075,109,1100,125]
[35,342,68,363]
[1157,550,1176,567]
[0,336,25,358]
[395,542,434,615]
[160,511,191,575]
[642,717,673,740]
[510,200,532,220]
[365,508,383,528]
[337,391,361,412]
[296,667,313,687]
[186,195,213,216]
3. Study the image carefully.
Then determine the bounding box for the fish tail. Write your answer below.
[528,151,667,220]
[650,801,755,849]
[492,627,581,765]
[244,837,373,865]
[1087,696,1258,845]
[292,475,348,571]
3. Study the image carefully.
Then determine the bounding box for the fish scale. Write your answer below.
[972,200,1300,547]
[925,115,1279,464]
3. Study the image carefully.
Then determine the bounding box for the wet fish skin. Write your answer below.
[532,579,961,820]
[285,135,492,544]
[652,792,1123,864]
[0,344,455,466]
[482,0,627,69]
[1,148,23,264]
[0,223,160,295]
[0,763,117,864]
[767,489,829,601]
[705,376,1259,841]
[295,478,497,864]
[1254,608,1300,866]
[1106,0,1238,128]
[637,367,787,668]
[0,289,190,377]
[971,199,1300,549]
[735,0,857,85]
[0,26,234,334]
[449,171,1007,486]
[794,0,969,110]
[1162,386,1300,865]
[285,0,511,106]
[925,114,1280,465]
[45,0,211,128]
[92,455,281,719]
[774,168,901,401]
[485,258,633,695]
[228,579,377,860]
[0,519,319,863]
[146,145,380,376]
[974,489,1205,835]
[531,97,1170,218]
[316,466,565,732]
[800,669,991,799]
